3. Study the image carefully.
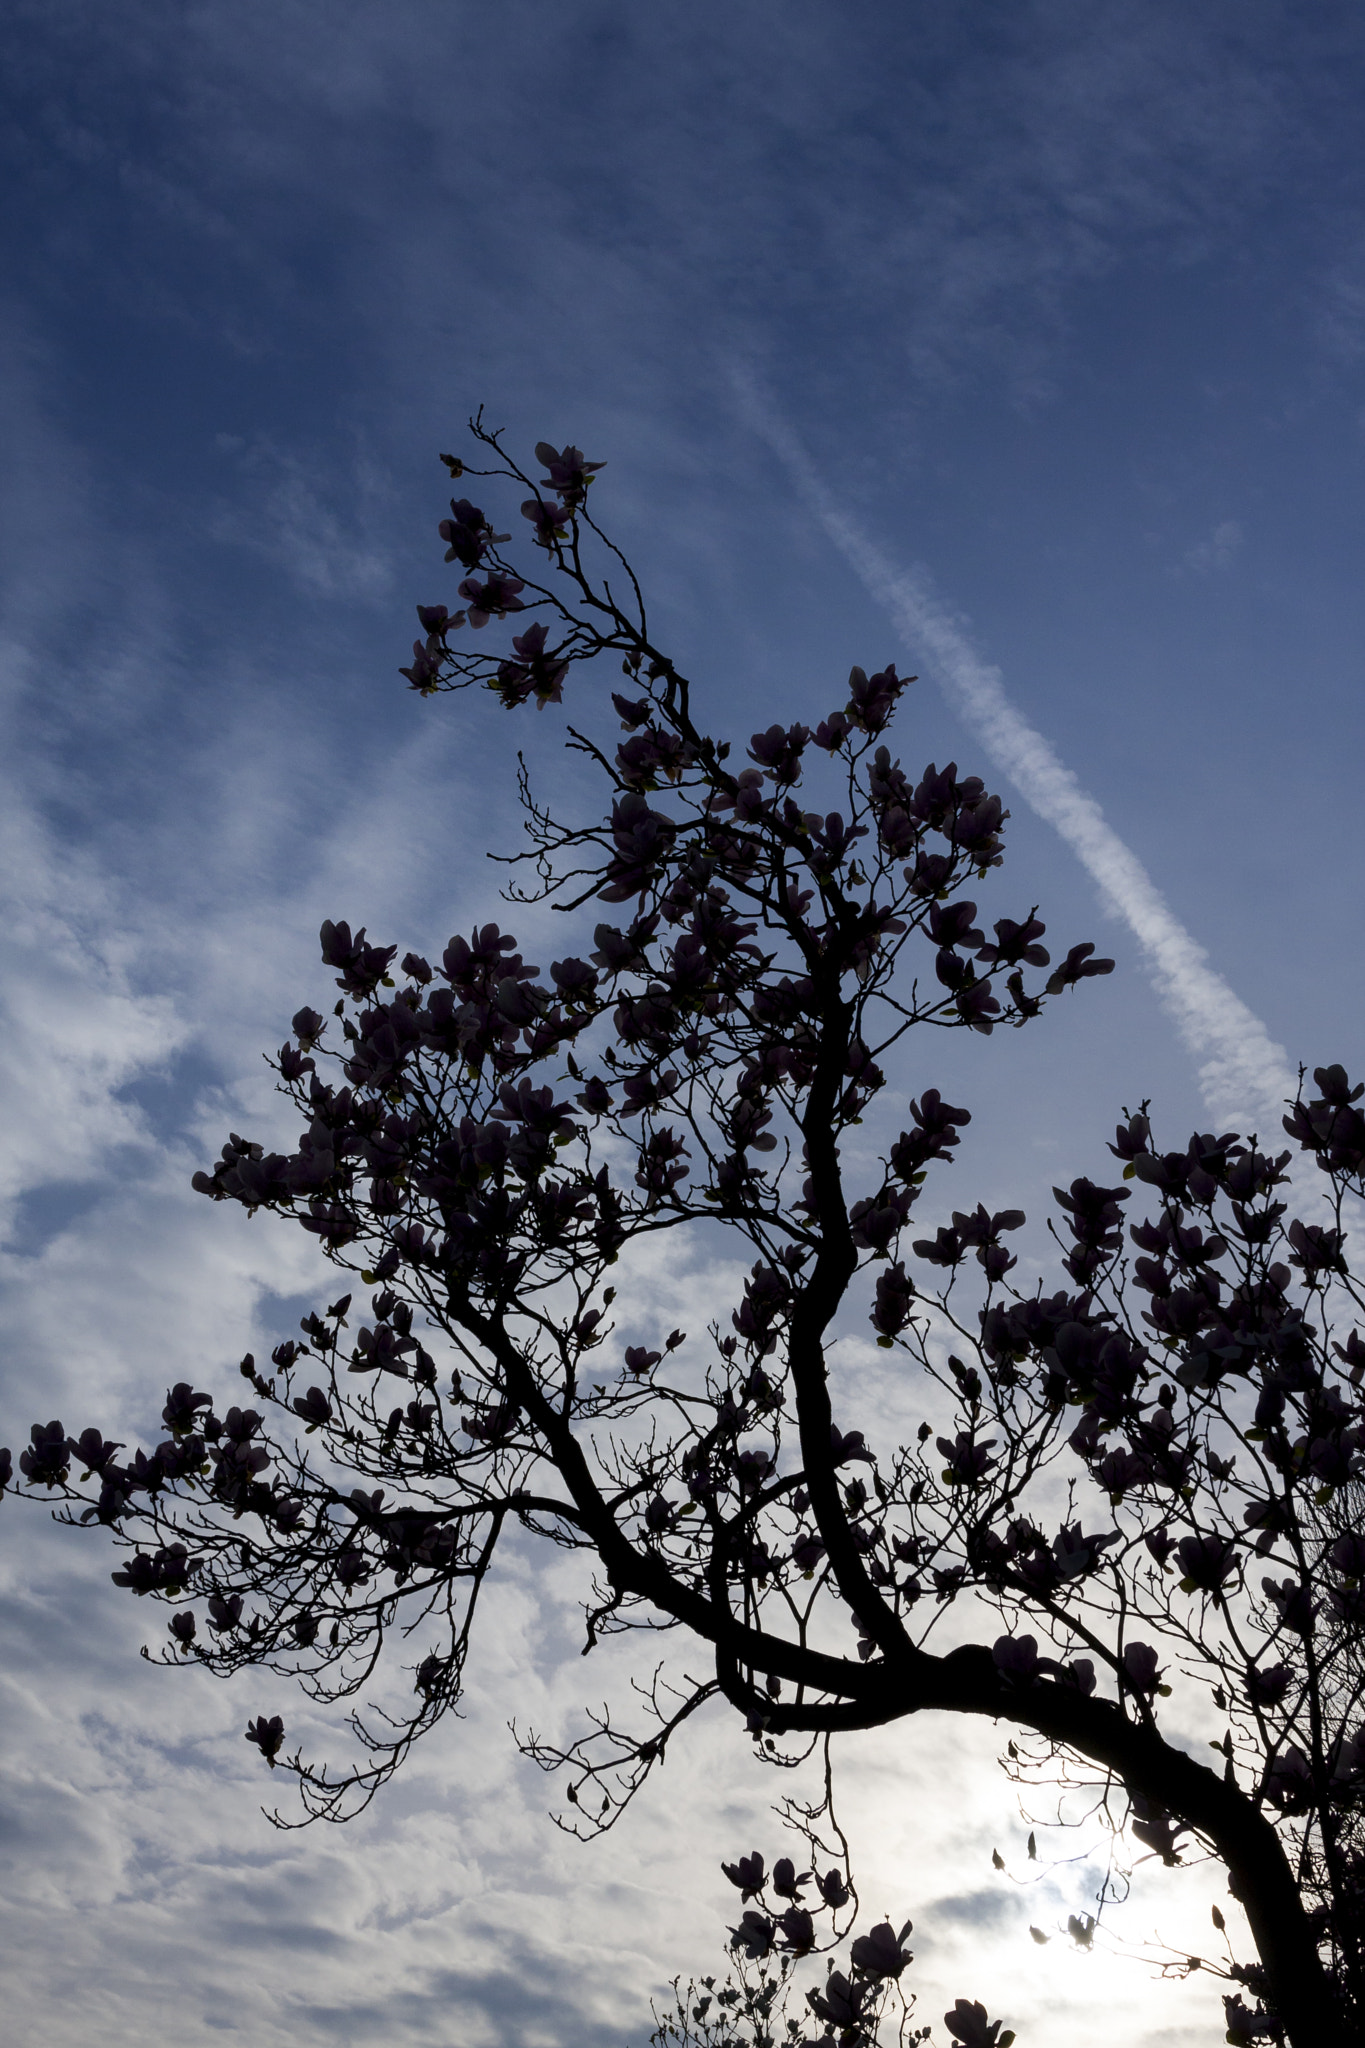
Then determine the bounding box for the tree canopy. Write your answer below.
[6,420,1365,2048]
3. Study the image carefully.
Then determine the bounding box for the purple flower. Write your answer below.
[721,1850,765,1898]
[1121,1641,1164,1697]
[804,809,868,881]
[67,1427,124,1475]
[319,918,398,1000]
[708,765,771,822]
[550,956,598,1004]
[935,952,1001,1037]
[457,574,525,628]
[620,1067,680,1117]
[850,1919,912,1979]
[438,498,497,569]
[599,794,677,902]
[351,1321,416,1377]
[1330,1532,1365,1579]
[208,1592,244,1633]
[1108,1111,1152,1166]
[871,1263,915,1344]
[1286,1216,1347,1281]
[112,1544,195,1595]
[778,1906,815,1953]
[1332,1727,1365,1793]
[976,915,1048,969]
[997,1636,1052,1687]
[1262,1576,1317,1637]
[611,692,652,728]
[953,793,1006,864]
[575,1075,613,1118]
[279,1041,313,1081]
[291,1387,333,1432]
[19,1420,69,1487]
[415,603,460,640]
[735,1447,775,1495]
[748,722,811,784]
[1223,1994,1282,2045]
[336,1548,371,1589]
[494,620,569,708]
[731,1262,791,1357]
[729,1910,775,1959]
[461,1400,519,1445]
[929,899,984,951]
[1097,1447,1148,1499]
[904,849,955,895]
[1175,1534,1235,1593]
[845,662,907,734]
[533,442,604,506]
[492,1077,577,1138]
[1334,1329,1365,1380]
[1051,1522,1118,1580]
[807,1973,873,2032]
[830,1425,873,1467]
[591,916,657,975]
[244,1714,285,1763]
[635,1125,690,1200]
[914,1225,963,1268]
[520,495,572,546]
[1306,1430,1360,1487]
[889,1091,971,1184]
[399,639,443,691]
[850,1187,914,1254]
[953,1203,1027,1250]
[944,1998,1014,2048]
[936,1430,997,1486]
[1045,942,1115,994]
[1263,1745,1314,1811]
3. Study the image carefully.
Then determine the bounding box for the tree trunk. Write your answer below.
[896,1656,1356,2048]
[1223,1823,1350,2048]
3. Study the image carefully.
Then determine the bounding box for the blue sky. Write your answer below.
[2,4,1364,2044]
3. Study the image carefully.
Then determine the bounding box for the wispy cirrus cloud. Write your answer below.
[736,378,1297,1132]
[210,435,395,600]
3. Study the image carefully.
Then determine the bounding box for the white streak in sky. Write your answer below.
[734,377,1298,1132]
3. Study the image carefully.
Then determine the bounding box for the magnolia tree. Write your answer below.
[6,421,1365,2048]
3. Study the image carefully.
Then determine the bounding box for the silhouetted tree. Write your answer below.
[7,419,1365,2048]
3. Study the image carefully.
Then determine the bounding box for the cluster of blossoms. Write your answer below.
[644,1843,1013,2048]
[4,423,1362,2048]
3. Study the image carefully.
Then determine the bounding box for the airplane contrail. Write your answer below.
[734,378,1298,1133]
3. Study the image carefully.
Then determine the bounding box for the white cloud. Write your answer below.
[1183,519,1244,574]
[0,662,189,1243]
